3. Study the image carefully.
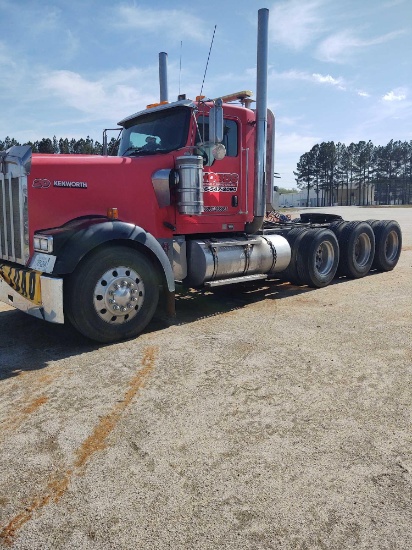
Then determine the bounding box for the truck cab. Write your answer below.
[115,94,271,236]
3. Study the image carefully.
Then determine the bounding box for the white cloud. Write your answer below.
[113,6,206,43]
[382,88,407,101]
[269,0,324,50]
[272,69,345,89]
[40,68,157,122]
[316,29,404,63]
[312,73,345,89]
[343,88,412,143]
[357,91,370,98]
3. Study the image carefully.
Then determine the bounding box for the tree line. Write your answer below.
[0,135,119,156]
[294,140,412,206]
[2,135,411,206]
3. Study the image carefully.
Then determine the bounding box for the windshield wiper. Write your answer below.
[122,146,142,156]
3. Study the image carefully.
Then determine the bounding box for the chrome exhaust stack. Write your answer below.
[245,8,269,233]
[159,52,168,102]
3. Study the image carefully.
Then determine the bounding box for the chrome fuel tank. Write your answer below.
[185,234,290,287]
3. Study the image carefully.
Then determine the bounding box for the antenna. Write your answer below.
[179,41,182,96]
[199,25,217,98]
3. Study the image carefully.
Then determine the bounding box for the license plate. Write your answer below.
[30,252,56,272]
[0,263,42,305]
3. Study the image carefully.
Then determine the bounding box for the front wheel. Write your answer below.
[64,246,159,343]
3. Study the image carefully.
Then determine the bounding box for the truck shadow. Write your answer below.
[0,307,101,380]
[152,270,382,328]
[168,279,313,326]
[0,274,378,380]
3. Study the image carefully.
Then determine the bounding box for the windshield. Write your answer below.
[118,106,191,157]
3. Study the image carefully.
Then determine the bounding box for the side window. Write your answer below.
[196,116,238,157]
[222,119,238,157]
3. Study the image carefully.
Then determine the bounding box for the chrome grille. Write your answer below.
[0,172,28,264]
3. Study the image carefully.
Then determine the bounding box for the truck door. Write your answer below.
[197,116,241,217]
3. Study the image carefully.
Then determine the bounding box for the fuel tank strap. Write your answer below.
[262,236,277,273]
[209,244,219,281]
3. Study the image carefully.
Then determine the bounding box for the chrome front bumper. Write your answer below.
[0,274,64,324]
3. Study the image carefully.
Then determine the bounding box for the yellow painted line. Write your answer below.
[0,346,157,546]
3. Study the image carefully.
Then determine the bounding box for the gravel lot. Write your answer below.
[0,207,411,549]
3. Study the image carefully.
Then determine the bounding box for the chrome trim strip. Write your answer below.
[0,174,4,257]
[241,147,249,214]
[266,109,275,210]
[0,173,8,258]
[19,177,28,263]
[8,175,15,262]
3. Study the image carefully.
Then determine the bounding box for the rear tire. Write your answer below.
[65,246,159,343]
[296,228,339,288]
[335,221,375,278]
[370,220,402,271]
[328,220,347,235]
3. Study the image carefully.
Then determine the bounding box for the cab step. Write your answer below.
[204,273,267,287]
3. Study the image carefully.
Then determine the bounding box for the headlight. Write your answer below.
[33,235,53,253]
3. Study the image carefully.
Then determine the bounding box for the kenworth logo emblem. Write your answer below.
[53,180,88,189]
[32,178,51,189]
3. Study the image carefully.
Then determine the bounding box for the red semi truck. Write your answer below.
[0,9,402,342]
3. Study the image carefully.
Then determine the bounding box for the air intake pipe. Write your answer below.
[245,8,269,234]
[159,52,168,102]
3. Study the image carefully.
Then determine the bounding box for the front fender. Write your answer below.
[38,218,175,292]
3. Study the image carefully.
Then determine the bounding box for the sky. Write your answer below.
[0,0,410,188]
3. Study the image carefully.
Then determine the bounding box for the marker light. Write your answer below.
[146,100,169,109]
[107,208,119,220]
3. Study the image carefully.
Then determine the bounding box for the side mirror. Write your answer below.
[211,143,226,161]
[209,98,224,143]
[198,143,226,167]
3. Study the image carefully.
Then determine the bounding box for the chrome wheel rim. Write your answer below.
[315,241,334,275]
[93,266,145,324]
[385,230,399,261]
[354,233,372,267]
